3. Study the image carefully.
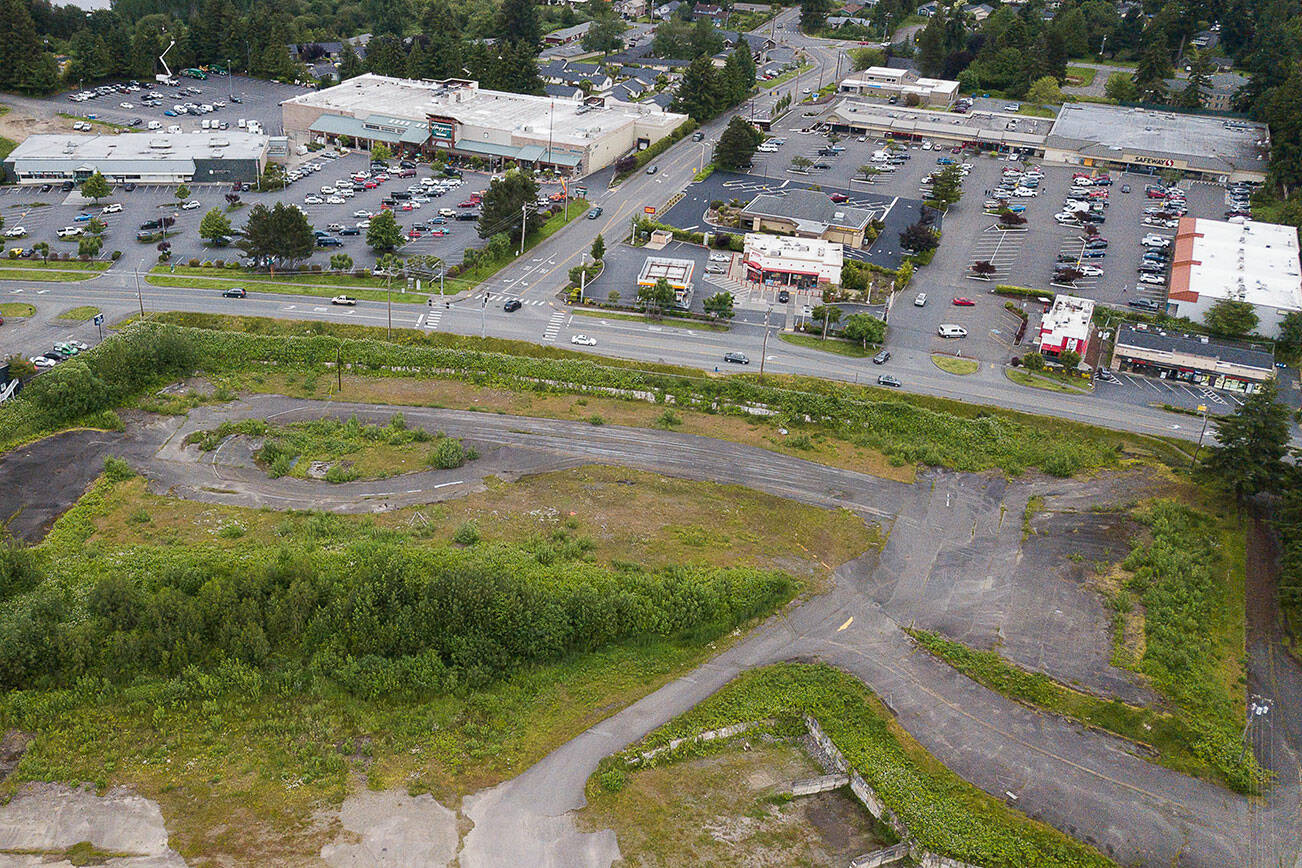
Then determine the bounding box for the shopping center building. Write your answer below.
[3,132,270,185]
[822,100,1270,181]
[1113,325,1276,394]
[282,74,689,175]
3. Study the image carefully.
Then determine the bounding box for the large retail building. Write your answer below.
[2,133,270,185]
[1166,216,1302,338]
[823,100,1270,182]
[282,74,689,175]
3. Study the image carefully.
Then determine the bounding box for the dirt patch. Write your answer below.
[0,104,85,144]
[1246,511,1282,647]
[319,788,458,867]
[0,731,32,784]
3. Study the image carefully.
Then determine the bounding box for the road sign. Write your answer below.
[92,313,104,325]
[575,186,588,198]
[644,206,656,214]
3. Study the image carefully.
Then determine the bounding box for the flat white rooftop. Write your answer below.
[284,73,682,150]
[1047,104,1268,172]
[6,132,269,162]
[1040,294,1094,342]
[744,233,842,266]
[1174,217,1302,311]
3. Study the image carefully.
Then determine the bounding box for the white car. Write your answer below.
[1142,234,1171,247]
[3,226,27,238]
[439,208,456,217]
[181,200,201,210]
[354,209,373,218]
[101,203,123,214]
[1138,273,1166,286]
[570,334,597,346]
[320,186,336,194]
[119,102,133,108]
[1079,265,1104,277]
[709,253,731,262]
[304,195,323,204]
[326,196,345,204]
[29,356,56,368]
[147,121,162,130]
[57,226,82,238]
[327,223,345,232]
[356,220,371,229]
[913,292,927,306]
[330,295,357,306]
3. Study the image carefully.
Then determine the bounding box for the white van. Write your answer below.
[147,120,162,130]
[237,118,246,128]
[937,324,968,338]
[166,124,182,134]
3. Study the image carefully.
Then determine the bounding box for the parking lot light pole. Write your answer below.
[134,260,145,318]
[1191,404,1209,467]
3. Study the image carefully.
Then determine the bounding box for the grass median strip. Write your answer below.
[57,305,101,320]
[779,332,873,357]
[931,354,979,375]
[146,272,426,303]
[1005,367,1089,393]
[570,308,729,332]
[0,302,36,317]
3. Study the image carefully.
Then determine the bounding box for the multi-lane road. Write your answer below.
[0,9,1283,448]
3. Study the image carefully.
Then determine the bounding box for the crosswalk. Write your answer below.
[542,310,566,342]
[472,292,547,306]
[420,308,442,330]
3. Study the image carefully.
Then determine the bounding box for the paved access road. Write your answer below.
[13,395,1294,868]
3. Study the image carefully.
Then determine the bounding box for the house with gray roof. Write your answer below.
[740,189,873,247]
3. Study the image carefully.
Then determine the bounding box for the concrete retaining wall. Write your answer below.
[634,719,765,765]
[790,773,849,796]
[850,841,911,868]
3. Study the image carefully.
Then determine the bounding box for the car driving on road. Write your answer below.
[570,334,597,346]
[331,295,357,305]
[723,352,749,364]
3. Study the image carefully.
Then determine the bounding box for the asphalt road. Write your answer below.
[20,394,1293,867]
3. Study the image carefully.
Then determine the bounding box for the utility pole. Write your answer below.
[1191,404,1209,467]
[481,291,490,338]
[519,203,529,256]
[134,261,145,318]
[758,305,773,381]
[579,252,587,303]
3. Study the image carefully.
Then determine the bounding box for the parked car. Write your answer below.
[101,203,123,214]
[221,287,246,298]
[914,292,927,306]
[1128,297,1161,311]
[1138,273,1167,286]
[951,297,976,306]
[937,324,967,338]
[872,349,891,365]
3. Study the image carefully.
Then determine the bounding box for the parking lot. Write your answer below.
[1,145,569,275]
[48,74,301,137]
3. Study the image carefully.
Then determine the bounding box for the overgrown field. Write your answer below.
[0,463,873,863]
[1,317,1188,476]
[588,664,1115,868]
[912,498,1258,793]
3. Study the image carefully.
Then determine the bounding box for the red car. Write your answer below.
[458,200,477,208]
[952,297,976,306]
[399,202,414,211]
[363,180,378,189]
[407,229,422,238]
[829,193,849,203]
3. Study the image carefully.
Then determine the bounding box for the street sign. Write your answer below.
[575,186,588,198]
[92,313,104,325]
[644,206,656,214]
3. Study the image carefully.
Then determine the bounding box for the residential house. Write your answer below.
[962,3,993,20]
[653,0,682,18]
[916,1,939,16]
[692,2,726,23]
[1161,71,1247,112]
[543,21,593,46]
[544,83,584,99]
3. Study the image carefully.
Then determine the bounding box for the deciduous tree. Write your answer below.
[199,208,232,244]
[367,209,405,253]
[80,172,111,204]
[1204,299,1259,337]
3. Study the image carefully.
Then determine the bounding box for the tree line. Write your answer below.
[0,535,793,693]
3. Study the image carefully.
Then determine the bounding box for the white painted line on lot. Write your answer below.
[433,481,462,489]
[837,617,853,632]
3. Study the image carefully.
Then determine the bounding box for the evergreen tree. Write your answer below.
[671,55,720,122]
[800,0,833,33]
[1205,380,1291,499]
[497,0,542,49]
[1134,42,1172,102]
[477,169,542,247]
[714,115,762,170]
[0,0,47,93]
[367,209,406,252]
[240,202,315,270]
[722,41,756,104]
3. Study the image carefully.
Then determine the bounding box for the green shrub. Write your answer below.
[429,438,468,469]
[452,521,480,546]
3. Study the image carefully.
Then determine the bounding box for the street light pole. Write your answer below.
[759,305,772,382]
[134,261,145,318]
